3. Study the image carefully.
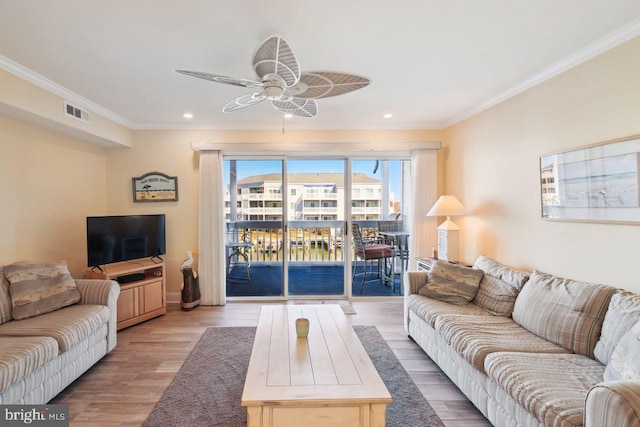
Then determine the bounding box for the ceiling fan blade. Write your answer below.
[175,70,264,89]
[223,93,267,113]
[272,98,318,118]
[291,72,370,99]
[252,36,300,87]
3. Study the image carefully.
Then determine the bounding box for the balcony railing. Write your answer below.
[302,207,338,214]
[226,220,382,263]
[352,206,381,214]
[245,207,283,214]
[245,193,283,200]
[304,193,338,199]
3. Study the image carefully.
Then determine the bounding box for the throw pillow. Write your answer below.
[418,261,484,305]
[0,269,12,324]
[594,291,640,365]
[0,261,32,324]
[472,255,530,317]
[4,261,81,320]
[473,255,529,288]
[473,275,520,317]
[603,320,640,382]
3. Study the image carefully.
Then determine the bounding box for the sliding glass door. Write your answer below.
[287,159,346,297]
[223,156,410,299]
[351,159,410,296]
[224,159,285,297]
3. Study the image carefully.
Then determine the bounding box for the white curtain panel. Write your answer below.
[198,150,226,305]
[407,149,438,271]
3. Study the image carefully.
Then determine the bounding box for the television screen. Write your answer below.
[87,214,166,267]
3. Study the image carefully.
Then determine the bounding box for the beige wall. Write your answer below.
[444,37,640,293]
[106,129,443,294]
[0,115,107,272]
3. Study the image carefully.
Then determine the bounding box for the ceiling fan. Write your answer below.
[175,35,370,118]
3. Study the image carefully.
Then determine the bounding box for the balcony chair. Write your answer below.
[352,224,393,294]
[377,220,403,244]
[226,226,252,281]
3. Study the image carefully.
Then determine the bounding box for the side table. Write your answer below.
[416,257,471,271]
[416,257,436,271]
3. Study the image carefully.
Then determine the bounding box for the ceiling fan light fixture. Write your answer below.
[384,113,393,119]
[183,112,193,119]
[284,113,293,118]
[264,85,284,100]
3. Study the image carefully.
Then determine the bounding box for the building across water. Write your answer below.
[225,172,394,221]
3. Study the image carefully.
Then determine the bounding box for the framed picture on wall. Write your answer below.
[132,171,178,202]
[539,135,640,224]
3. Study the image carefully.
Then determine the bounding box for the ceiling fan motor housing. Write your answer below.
[262,73,287,100]
[264,85,284,100]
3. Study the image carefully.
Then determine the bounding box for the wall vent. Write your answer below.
[63,101,90,123]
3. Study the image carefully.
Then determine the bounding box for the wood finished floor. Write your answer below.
[52,301,492,427]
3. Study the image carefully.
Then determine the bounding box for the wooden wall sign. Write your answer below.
[132,171,178,202]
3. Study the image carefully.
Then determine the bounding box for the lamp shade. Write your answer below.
[426,195,465,217]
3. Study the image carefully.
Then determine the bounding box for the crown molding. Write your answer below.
[442,17,640,128]
[0,53,133,128]
[129,120,444,131]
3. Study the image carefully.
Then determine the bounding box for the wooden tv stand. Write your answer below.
[84,259,166,330]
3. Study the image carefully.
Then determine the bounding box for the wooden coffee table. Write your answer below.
[241,304,392,427]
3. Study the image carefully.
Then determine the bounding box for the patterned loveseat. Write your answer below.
[404,255,640,427]
[0,262,119,404]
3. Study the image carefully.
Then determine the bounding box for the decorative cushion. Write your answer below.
[594,291,640,365]
[473,255,529,288]
[0,270,12,324]
[0,261,32,324]
[603,320,640,382]
[512,270,617,358]
[356,243,392,259]
[418,261,484,305]
[472,255,530,317]
[4,261,81,320]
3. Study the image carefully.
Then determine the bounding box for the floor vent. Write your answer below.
[64,101,90,123]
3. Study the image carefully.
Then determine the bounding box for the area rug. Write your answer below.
[143,326,444,427]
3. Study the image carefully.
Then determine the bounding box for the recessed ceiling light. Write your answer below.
[284,113,293,119]
[183,112,193,119]
[384,113,393,119]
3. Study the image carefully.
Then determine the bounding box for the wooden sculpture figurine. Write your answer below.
[180,251,200,310]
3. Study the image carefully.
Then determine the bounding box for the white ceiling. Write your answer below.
[1,1,640,131]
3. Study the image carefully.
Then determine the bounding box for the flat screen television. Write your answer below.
[87,214,166,267]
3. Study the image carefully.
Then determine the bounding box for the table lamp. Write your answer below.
[426,195,465,262]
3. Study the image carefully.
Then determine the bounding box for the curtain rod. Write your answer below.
[191,141,441,154]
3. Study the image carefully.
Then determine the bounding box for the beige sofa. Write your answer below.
[0,263,119,404]
[404,255,640,427]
